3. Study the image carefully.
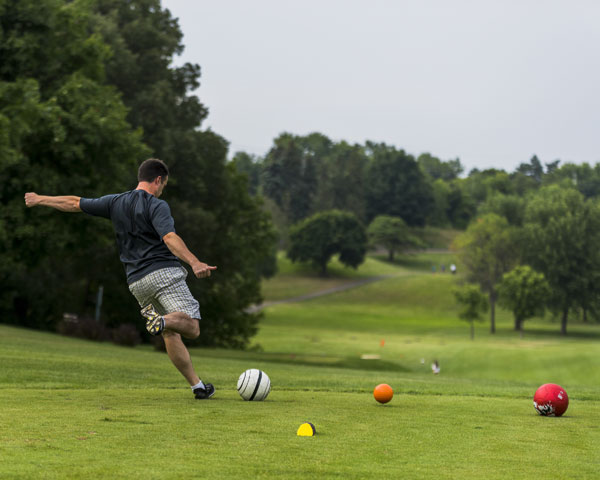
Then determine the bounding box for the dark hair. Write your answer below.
[138,158,169,182]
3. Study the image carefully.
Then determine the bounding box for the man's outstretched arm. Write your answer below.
[162,232,217,278]
[25,193,81,212]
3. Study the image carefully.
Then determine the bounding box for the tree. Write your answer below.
[1,0,150,329]
[231,151,262,196]
[453,214,519,334]
[261,133,319,224]
[287,210,367,275]
[313,141,368,222]
[521,185,600,335]
[367,215,423,261]
[417,153,463,181]
[498,266,550,336]
[477,193,527,226]
[91,0,279,347]
[453,284,488,339]
[365,142,434,226]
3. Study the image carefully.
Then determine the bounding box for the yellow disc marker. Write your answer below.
[297,422,316,436]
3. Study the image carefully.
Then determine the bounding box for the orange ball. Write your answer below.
[373,383,393,404]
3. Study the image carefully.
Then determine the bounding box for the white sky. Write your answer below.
[161,0,600,173]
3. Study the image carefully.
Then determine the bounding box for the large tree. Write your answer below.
[90,0,278,347]
[1,0,149,328]
[287,210,367,275]
[261,133,319,224]
[365,142,434,226]
[367,215,422,261]
[498,265,550,335]
[454,214,519,334]
[521,186,600,335]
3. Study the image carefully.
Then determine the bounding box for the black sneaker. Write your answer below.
[141,304,164,336]
[194,383,215,400]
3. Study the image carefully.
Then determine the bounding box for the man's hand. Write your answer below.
[24,192,41,207]
[191,261,217,279]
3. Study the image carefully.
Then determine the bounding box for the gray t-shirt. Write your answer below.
[80,190,181,284]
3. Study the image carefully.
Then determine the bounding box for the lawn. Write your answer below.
[1,252,599,478]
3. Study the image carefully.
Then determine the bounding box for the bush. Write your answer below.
[111,323,142,347]
[57,314,111,342]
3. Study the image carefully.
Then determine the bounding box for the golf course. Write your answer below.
[1,251,599,479]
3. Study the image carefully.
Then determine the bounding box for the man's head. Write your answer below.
[138,158,169,197]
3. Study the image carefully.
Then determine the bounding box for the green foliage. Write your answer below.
[262,133,319,224]
[417,152,463,181]
[521,185,600,335]
[452,283,488,339]
[498,265,550,332]
[313,141,368,222]
[0,0,277,348]
[0,0,150,329]
[367,215,423,261]
[231,151,261,195]
[478,193,527,226]
[89,0,279,348]
[453,213,519,333]
[287,210,367,275]
[365,142,434,226]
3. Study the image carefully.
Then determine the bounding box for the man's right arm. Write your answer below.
[25,193,81,212]
[162,232,217,278]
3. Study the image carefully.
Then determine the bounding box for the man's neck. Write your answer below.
[136,182,157,196]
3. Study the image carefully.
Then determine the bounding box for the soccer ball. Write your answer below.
[373,383,394,404]
[237,369,271,401]
[533,383,569,417]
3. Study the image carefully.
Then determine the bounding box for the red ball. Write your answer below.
[374,383,393,404]
[533,383,569,417]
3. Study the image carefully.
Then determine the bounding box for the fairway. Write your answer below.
[2,254,600,479]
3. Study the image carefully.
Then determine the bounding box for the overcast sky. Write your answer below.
[161,0,600,173]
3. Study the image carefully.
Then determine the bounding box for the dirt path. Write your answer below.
[246,275,394,313]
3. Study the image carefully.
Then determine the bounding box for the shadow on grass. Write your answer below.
[197,349,411,373]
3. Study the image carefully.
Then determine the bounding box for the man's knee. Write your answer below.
[189,319,200,339]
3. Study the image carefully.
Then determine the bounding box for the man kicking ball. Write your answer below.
[24,158,216,400]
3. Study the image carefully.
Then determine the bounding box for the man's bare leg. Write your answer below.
[162,330,200,386]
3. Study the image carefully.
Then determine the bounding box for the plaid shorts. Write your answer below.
[128,266,201,320]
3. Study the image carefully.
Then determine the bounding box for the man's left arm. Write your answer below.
[25,193,81,212]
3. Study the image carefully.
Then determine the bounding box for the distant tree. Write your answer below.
[367,215,423,261]
[477,193,527,226]
[365,142,434,226]
[417,153,463,181]
[453,284,488,340]
[314,141,368,222]
[521,185,600,335]
[498,266,550,335]
[231,151,262,195]
[516,155,544,183]
[262,133,318,224]
[287,210,367,275]
[453,214,519,334]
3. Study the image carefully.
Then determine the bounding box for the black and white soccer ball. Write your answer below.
[237,369,271,401]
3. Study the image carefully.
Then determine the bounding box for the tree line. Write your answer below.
[235,136,600,336]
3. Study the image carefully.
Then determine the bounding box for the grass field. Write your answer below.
[1,252,600,478]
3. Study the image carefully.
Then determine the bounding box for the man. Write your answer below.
[24,158,216,400]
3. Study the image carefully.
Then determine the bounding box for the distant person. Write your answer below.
[441,264,446,273]
[431,265,436,273]
[450,264,457,275]
[25,158,216,400]
[432,360,440,374]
